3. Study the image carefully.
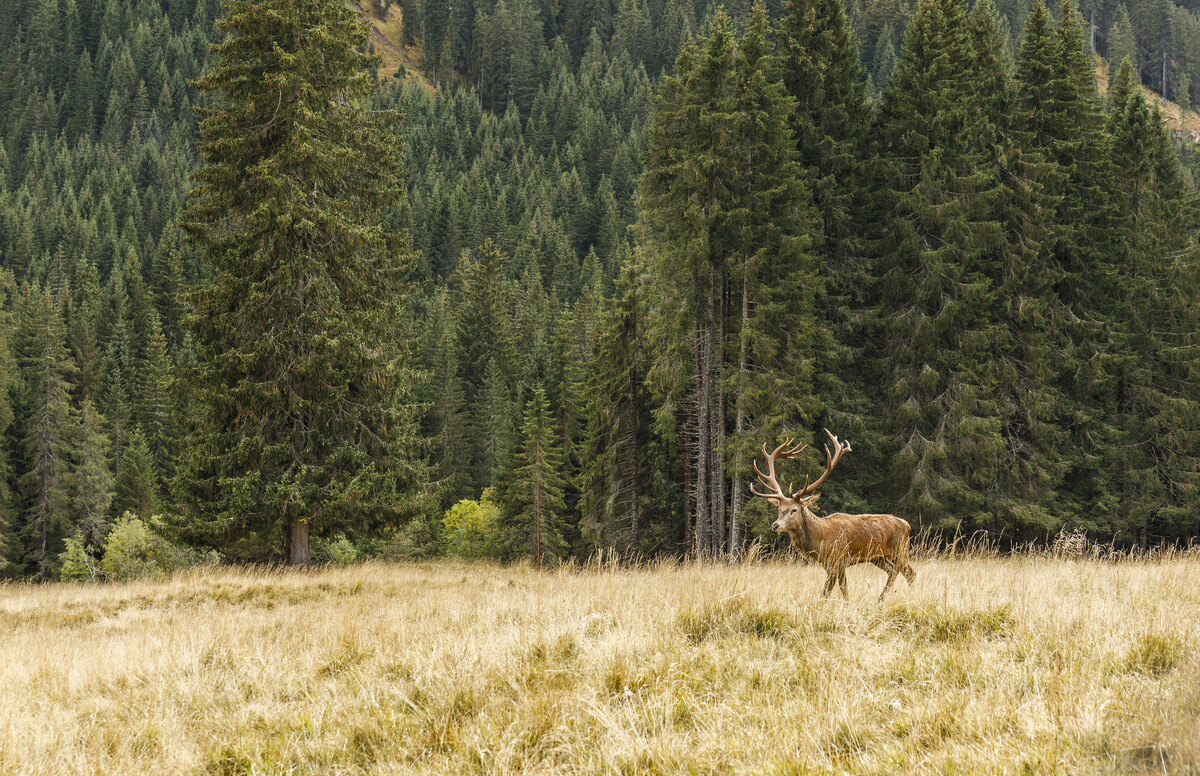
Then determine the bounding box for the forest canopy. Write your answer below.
[0,0,1198,578]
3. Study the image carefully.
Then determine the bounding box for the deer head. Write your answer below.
[750,429,852,535]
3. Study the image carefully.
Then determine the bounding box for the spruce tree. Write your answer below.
[73,397,114,546]
[181,0,431,563]
[503,385,569,566]
[112,425,157,519]
[639,3,821,555]
[871,0,1018,535]
[778,0,876,505]
[19,290,78,577]
[1105,91,1200,544]
[1015,0,1124,530]
[1107,7,1138,85]
[0,272,17,576]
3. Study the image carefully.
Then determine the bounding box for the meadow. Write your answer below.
[1,552,1198,775]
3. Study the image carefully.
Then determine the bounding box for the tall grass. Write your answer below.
[2,553,1197,774]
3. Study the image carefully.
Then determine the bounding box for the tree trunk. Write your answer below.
[1163,46,1168,100]
[286,519,311,565]
[534,484,543,569]
[712,274,728,557]
[696,316,712,558]
[730,268,750,560]
[682,409,694,550]
[627,350,641,559]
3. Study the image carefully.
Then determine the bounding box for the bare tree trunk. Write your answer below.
[696,312,712,558]
[682,414,694,550]
[534,483,542,569]
[1090,6,1096,53]
[627,360,641,559]
[712,274,728,557]
[730,268,750,560]
[1163,46,1169,100]
[286,519,311,565]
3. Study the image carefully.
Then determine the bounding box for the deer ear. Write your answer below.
[767,497,782,507]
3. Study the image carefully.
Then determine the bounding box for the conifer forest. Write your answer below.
[2,0,1200,579]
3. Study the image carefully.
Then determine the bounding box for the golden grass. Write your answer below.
[2,555,1198,775]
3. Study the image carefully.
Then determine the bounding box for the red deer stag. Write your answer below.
[751,430,914,600]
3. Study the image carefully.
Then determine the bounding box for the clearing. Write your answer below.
[1,555,1198,774]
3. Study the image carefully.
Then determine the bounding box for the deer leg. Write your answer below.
[903,562,916,585]
[823,569,838,597]
[878,561,897,602]
[838,568,849,599]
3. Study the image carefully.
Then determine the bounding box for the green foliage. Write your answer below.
[58,531,98,582]
[313,534,360,566]
[180,0,432,563]
[0,0,1199,579]
[500,386,569,566]
[443,489,504,559]
[112,427,157,520]
[99,511,203,581]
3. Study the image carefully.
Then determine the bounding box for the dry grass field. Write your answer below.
[2,553,1198,775]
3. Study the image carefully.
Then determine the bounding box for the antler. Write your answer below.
[749,438,808,500]
[793,429,852,499]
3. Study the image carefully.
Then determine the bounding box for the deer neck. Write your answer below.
[799,505,825,550]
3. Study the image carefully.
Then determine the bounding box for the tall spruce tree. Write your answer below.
[0,272,16,576]
[1015,0,1123,530]
[73,398,114,547]
[1105,91,1200,544]
[502,385,569,566]
[19,290,78,577]
[639,3,821,556]
[181,0,431,563]
[778,0,876,509]
[871,0,1017,535]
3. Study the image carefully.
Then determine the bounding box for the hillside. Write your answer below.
[351,1,428,85]
[1096,54,1200,141]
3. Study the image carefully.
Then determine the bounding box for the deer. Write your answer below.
[750,430,914,601]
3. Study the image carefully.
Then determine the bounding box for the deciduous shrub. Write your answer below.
[99,513,209,581]
[443,489,502,560]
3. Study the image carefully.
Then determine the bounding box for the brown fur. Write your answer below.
[770,497,916,601]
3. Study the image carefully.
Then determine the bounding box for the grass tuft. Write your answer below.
[1124,633,1183,676]
[886,602,1014,643]
[677,595,797,643]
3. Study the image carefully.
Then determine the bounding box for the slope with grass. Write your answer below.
[2,556,1198,774]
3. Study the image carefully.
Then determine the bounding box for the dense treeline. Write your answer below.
[0,0,1197,577]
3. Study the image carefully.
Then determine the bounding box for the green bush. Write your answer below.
[313,533,359,565]
[443,489,503,560]
[99,512,210,582]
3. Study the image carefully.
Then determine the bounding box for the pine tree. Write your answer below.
[871,0,1015,535]
[502,385,568,566]
[639,4,821,556]
[578,254,648,557]
[181,0,431,563]
[73,398,114,546]
[112,425,157,519]
[1015,0,1124,530]
[423,287,472,506]
[1107,4,1137,77]
[778,0,876,507]
[19,290,78,577]
[1104,91,1200,544]
[0,272,17,576]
